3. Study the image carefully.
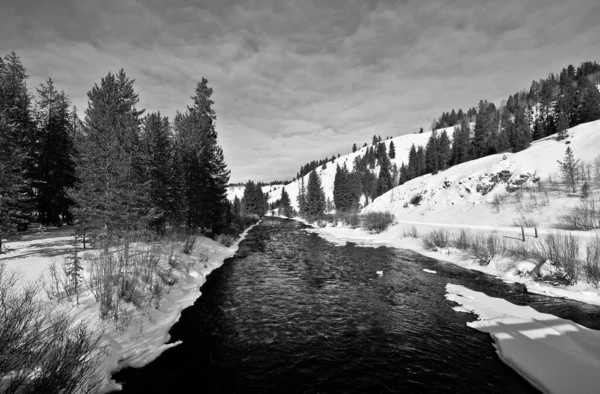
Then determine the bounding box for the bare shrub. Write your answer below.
[423,229,450,251]
[0,263,104,394]
[360,211,395,233]
[514,215,539,228]
[84,242,165,323]
[491,192,508,213]
[217,233,237,247]
[560,193,600,230]
[470,234,505,266]
[452,229,471,251]
[182,235,197,255]
[584,236,600,287]
[402,226,419,238]
[43,259,74,302]
[335,211,360,228]
[594,156,600,182]
[533,233,581,284]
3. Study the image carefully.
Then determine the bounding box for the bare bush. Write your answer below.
[584,236,600,287]
[423,229,450,251]
[514,215,539,228]
[182,235,197,255]
[533,233,581,284]
[360,211,395,233]
[0,263,104,393]
[402,226,419,238]
[469,234,505,266]
[43,259,74,302]
[560,193,600,230]
[217,233,236,247]
[84,242,168,324]
[334,211,360,228]
[452,229,471,251]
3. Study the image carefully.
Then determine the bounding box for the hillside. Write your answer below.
[228,131,437,210]
[364,120,600,229]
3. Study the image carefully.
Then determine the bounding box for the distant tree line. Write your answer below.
[0,51,233,250]
[400,60,600,187]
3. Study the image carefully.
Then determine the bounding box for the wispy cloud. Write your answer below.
[2,0,599,182]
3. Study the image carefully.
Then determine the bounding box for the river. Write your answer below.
[112,218,600,393]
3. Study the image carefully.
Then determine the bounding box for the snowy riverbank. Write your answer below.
[1,223,258,393]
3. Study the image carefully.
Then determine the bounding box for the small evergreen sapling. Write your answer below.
[66,234,84,304]
[557,147,581,193]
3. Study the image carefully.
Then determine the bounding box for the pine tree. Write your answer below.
[140,112,173,232]
[376,154,392,197]
[557,147,581,193]
[297,176,307,217]
[425,130,439,174]
[577,77,600,123]
[65,234,83,304]
[437,131,451,170]
[407,144,418,180]
[388,141,395,159]
[33,79,77,225]
[513,106,532,152]
[305,171,325,220]
[352,143,357,153]
[174,78,230,233]
[416,146,425,177]
[0,52,33,251]
[280,188,293,218]
[69,69,149,243]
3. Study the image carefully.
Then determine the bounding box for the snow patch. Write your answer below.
[446,284,600,394]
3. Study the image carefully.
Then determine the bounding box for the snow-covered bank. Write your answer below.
[446,284,600,394]
[1,224,258,393]
[102,223,257,392]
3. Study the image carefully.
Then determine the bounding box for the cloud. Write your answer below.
[1,0,600,182]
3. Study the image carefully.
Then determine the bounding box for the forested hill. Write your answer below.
[229,60,600,219]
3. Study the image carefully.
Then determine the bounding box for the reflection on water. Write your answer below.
[113,218,599,393]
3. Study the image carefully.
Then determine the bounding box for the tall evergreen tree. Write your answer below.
[425,130,439,174]
[437,131,451,171]
[0,52,33,250]
[297,176,307,217]
[69,69,148,242]
[33,79,77,225]
[174,78,230,233]
[352,143,357,153]
[279,188,293,218]
[388,141,396,159]
[512,106,532,152]
[577,77,600,123]
[305,171,325,220]
[140,112,173,232]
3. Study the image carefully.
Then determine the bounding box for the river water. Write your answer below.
[113,218,600,393]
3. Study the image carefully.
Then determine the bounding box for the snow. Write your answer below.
[0,223,258,392]
[226,184,286,202]
[446,284,600,394]
[227,132,433,209]
[423,269,437,274]
[364,119,600,228]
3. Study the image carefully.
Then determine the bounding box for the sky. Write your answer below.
[2,0,599,183]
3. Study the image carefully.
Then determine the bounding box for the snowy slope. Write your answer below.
[226,184,286,202]
[364,120,600,227]
[261,132,434,210]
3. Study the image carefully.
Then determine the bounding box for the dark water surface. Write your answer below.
[113,218,600,393]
